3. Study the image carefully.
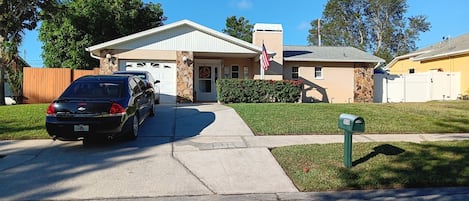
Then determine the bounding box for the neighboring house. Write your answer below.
[386,33,469,97]
[86,19,383,104]
[283,46,384,103]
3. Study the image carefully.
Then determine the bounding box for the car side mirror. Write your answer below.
[145,82,153,89]
[154,80,160,84]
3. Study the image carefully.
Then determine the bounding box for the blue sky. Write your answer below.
[19,0,469,67]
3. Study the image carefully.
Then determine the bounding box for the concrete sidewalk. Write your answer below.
[0,103,468,201]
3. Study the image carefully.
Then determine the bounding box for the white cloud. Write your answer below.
[297,21,310,30]
[232,0,253,10]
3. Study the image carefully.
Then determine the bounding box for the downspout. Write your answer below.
[374,61,383,69]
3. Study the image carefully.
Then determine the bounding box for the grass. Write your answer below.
[0,104,49,140]
[271,140,469,191]
[228,101,469,135]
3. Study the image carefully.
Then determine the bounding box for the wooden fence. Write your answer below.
[23,67,99,104]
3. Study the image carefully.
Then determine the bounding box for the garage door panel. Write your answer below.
[121,61,177,104]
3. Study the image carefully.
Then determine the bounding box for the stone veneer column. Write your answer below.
[354,65,374,103]
[99,52,118,75]
[176,51,194,103]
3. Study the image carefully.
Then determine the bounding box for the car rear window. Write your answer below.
[61,81,124,98]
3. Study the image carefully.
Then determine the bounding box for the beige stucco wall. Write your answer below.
[285,62,355,103]
[252,30,283,78]
[110,49,177,61]
[389,53,469,95]
[222,58,256,79]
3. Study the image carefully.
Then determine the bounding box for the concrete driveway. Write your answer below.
[0,104,297,200]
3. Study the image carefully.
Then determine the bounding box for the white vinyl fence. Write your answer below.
[374,72,461,103]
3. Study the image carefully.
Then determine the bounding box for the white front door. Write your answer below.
[195,60,221,102]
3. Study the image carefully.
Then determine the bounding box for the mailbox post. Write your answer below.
[338,114,365,168]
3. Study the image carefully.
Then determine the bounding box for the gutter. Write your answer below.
[87,48,101,60]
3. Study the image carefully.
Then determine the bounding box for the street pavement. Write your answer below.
[0,103,468,201]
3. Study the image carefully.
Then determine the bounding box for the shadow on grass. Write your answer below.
[0,120,43,133]
[340,142,469,190]
[435,117,469,133]
[352,144,405,167]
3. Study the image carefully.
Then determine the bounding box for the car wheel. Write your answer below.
[155,94,160,104]
[128,114,139,140]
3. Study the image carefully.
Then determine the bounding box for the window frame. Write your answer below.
[291,66,299,80]
[231,65,239,79]
[314,66,323,79]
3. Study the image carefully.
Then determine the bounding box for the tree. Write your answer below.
[222,16,253,43]
[308,0,430,63]
[0,0,57,105]
[39,0,167,69]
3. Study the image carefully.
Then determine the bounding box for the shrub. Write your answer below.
[217,79,303,103]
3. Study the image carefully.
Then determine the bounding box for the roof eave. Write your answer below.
[385,50,431,69]
[412,48,469,61]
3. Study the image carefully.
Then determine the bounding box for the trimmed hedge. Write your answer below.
[216,79,303,103]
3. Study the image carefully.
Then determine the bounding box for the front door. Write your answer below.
[195,60,220,102]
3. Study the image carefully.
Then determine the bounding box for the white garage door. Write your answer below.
[120,61,177,104]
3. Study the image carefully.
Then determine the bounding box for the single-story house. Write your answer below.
[386,33,469,97]
[86,19,383,103]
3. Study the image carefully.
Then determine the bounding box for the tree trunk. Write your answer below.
[0,66,5,105]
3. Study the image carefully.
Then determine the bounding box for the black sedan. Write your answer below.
[46,75,155,145]
[113,71,160,104]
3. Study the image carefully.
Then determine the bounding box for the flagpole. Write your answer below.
[260,40,266,80]
[260,57,264,79]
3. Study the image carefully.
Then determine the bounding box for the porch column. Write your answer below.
[98,50,118,75]
[176,51,194,103]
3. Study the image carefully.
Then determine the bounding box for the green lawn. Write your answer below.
[272,141,469,191]
[228,101,469,135]
[0,104,49,140]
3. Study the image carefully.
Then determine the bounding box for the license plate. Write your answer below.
[74,125,89,132]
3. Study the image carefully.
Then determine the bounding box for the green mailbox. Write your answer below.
[338,114,365,168]
[338,114,365,132]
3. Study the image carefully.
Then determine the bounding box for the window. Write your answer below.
[231,65,239,78]
[292,67,299,80]
[315,67,323,79]
[409,68,415,74]
[224,66,230,78]
[243,66,249,79]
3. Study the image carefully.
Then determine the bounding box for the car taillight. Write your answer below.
[46,103,56,115]
[109,103,126,114]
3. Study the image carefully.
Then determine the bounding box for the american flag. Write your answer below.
[261,43,270,71]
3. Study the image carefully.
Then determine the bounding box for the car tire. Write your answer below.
[155,94,160,104]
[128,114,139,140]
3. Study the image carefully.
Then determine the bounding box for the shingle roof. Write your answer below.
[412,33,469,61]
[283,46,384,63]
[386,32,469,69]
